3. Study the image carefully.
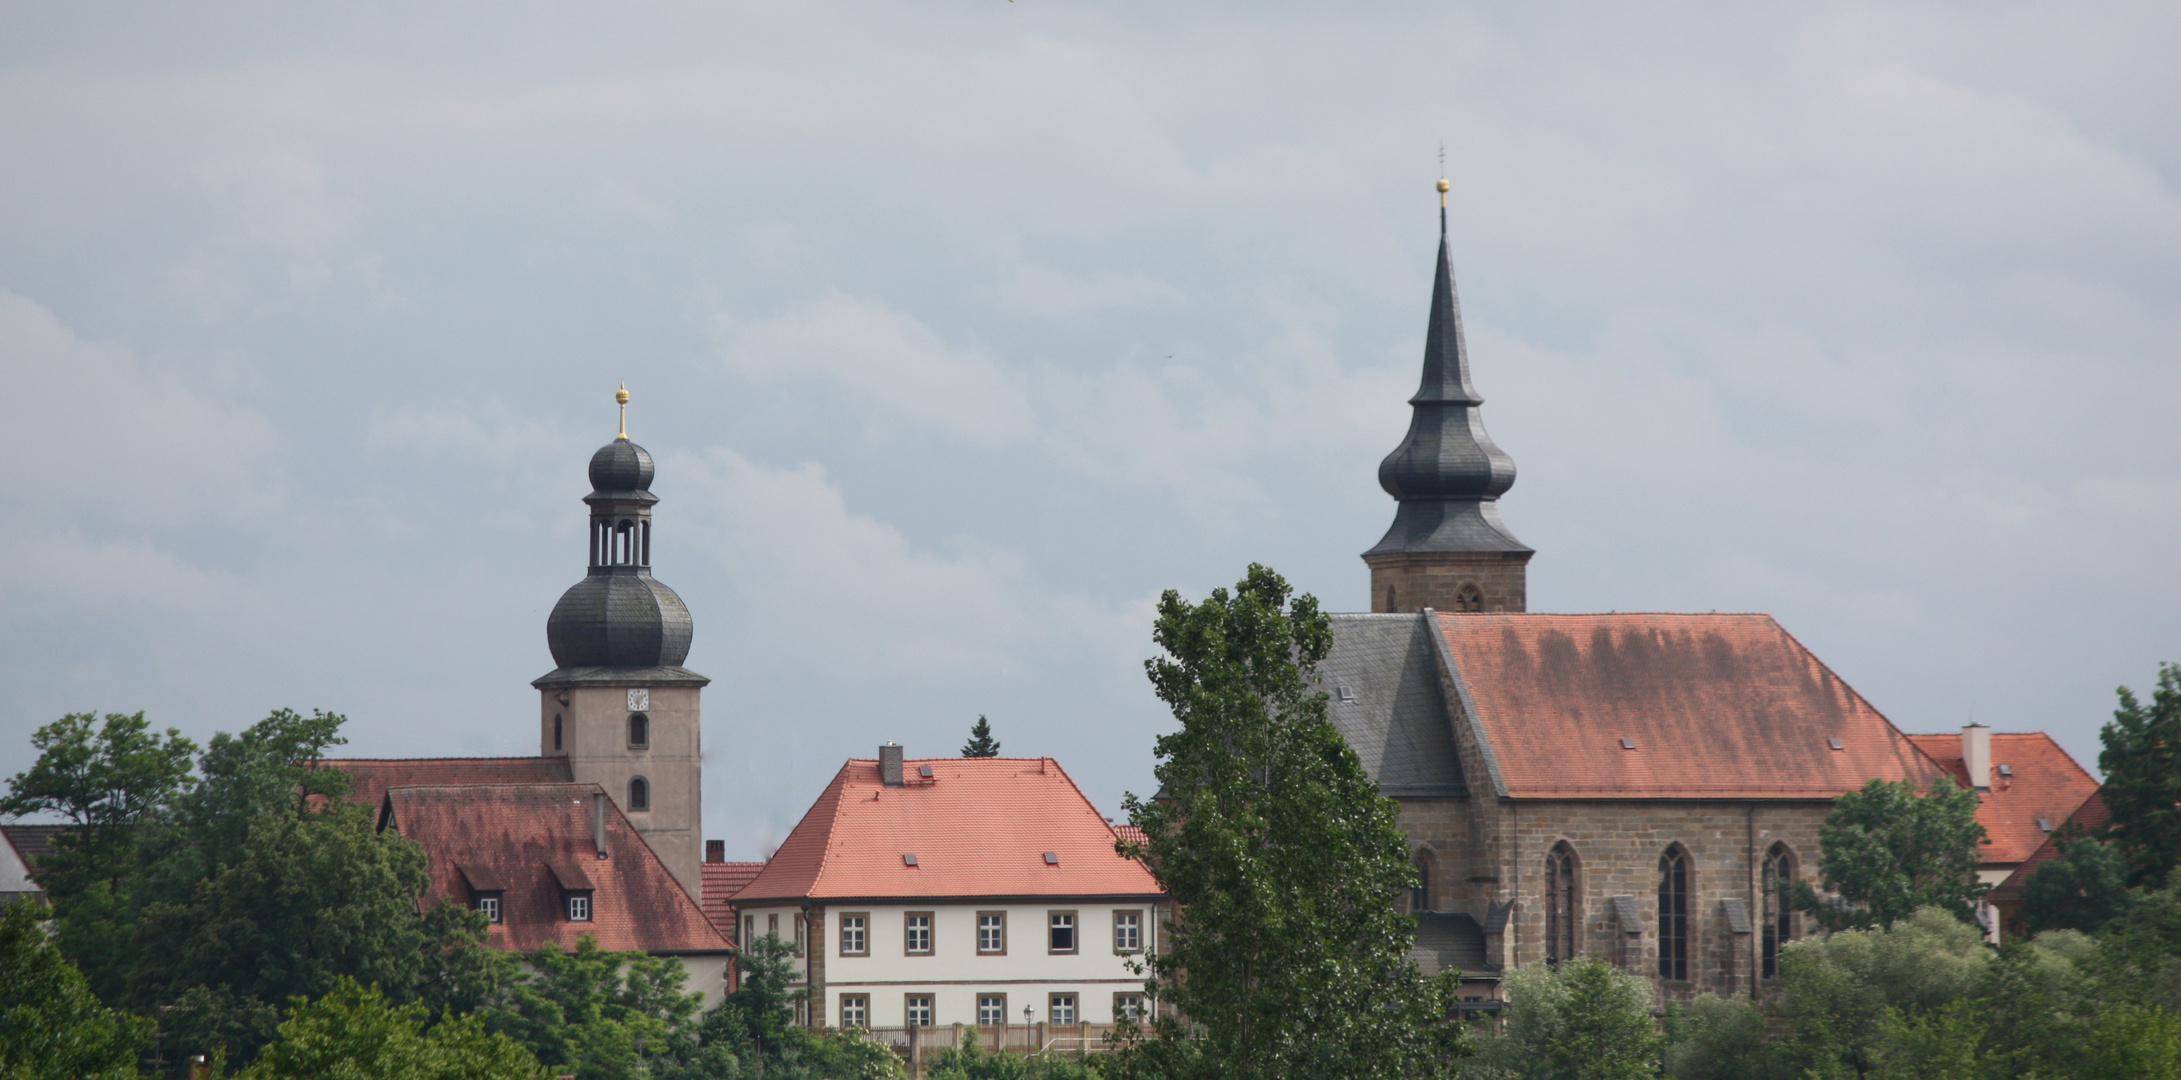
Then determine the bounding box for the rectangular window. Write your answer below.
[905,994,932,1028]
[1113,993,1144,1023]
[840,913,868,956]
[978,911,1006,954]
[904,912,933,955]
[568,894,591,922]
[476,895,502,923]
[1113,910,1142,953]
[768,913,779,939]
[839,995,868,1029]
[742,914,754,946]
[978,994,1007,1026]
[794,915,807,952]
[1048,911,1077,954]
[1049,993,1077,1025]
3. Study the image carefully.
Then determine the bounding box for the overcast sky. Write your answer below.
[2,3,2175,857]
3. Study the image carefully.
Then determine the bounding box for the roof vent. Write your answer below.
[918,765,934,779]
[1998,763,2013,778]
[1828,738,1844,751]
[903,853,919,866]
[1619,738,1635,750]
[2037,818,2053,833]
[1043,851,1059,865]
[1337,686,1355,703]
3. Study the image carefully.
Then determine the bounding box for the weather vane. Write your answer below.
[1437,143,1449,207]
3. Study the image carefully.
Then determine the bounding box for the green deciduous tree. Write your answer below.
[1792,777,1989,932]
[1662,994,1782,1080]
[0,898,151,1080]
[2023,831,2132,934]
[1115,564,1468,1080]
[1774,908,1991,1078]
[961,715,1001,758]
[0,711,197,896]
[485,936,703,1080]
[241,977,545,1080]
[2099,662,2181,888]
[1469,957,1663,1080]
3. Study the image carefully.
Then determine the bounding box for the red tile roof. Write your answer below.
[1113,824,1148,849]
[731,757,1163,904]
[701,860,767,936]
[1906,733,2099,868]
[1435,613,1948,798]
[380,783,729,955]
[323,757,572,811]
[1992,790,2110,899]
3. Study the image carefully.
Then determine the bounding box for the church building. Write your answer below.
[324,388,734,1002]
[1328,183,2098,1000]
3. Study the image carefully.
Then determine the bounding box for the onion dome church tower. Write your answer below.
[535,386,709,895]
[1363,179,1532,613]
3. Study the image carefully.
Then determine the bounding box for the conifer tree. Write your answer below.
[961,715,1000,757]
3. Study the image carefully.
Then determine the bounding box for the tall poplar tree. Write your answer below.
[1115,564,1467,1080]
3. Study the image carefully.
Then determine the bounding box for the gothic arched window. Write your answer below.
[1546,843,1578,965]
[627,713,648,749]
[1454,583,1484,612]
[1658,845,1691,981]
[628,776,650,812]
[1411,851,1433,913]
[1762,843,1795,978]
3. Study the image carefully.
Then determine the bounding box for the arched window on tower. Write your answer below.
[628,776,650,812]
[1658,845,1691,981]
[1546,842,1578,965]
[1454,583,1485,612]
[553,713,563,751]
[627,713,648,749]
[615,520,635,565]
[1762,843,1796,979]
[1411,850,1433,913]
[1387,585,1398,612]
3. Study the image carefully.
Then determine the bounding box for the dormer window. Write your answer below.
[568,893,593,922]
[476,893,503,923]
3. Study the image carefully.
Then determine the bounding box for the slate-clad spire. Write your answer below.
[1362,183,1531,614]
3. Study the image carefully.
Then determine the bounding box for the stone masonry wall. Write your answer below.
[1365,552,1531,614]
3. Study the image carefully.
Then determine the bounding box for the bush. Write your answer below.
[1662,994,1782,1080]
[1468,957,1661,1080]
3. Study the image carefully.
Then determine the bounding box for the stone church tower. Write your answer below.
[535,388,709,895]
[1364,183,1531,613]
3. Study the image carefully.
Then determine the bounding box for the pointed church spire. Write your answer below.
[1362,178,1531,614]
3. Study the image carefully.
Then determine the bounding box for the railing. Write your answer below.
[866,1022,1120,1076]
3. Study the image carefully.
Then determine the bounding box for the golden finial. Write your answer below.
[616,382,629,439]
[1437,177,1450,207]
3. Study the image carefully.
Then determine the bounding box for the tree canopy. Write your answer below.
[1793,777,1989,931]
[961,715,1000,757]
[2099,661,2181,888]
[1115,564,1468,1080]
[0,898,150,1080]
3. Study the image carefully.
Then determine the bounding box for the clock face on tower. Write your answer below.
[626,688,650,712]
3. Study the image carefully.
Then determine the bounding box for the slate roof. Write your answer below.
[1411,912,1493,978]
[1322,614,1467,797]
[380,783,729,955]
[323,757,573,811]
[1992,791,2110,901]
[731,757,1164,904]
[1432,612,1947,799]
[701,860,767,936]
[1906,733,2099,868]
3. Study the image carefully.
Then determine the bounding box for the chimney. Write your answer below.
[592,791,610,859]
[706,839,725,863]
[880,743,905,787]
[1961,723,1992,791]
